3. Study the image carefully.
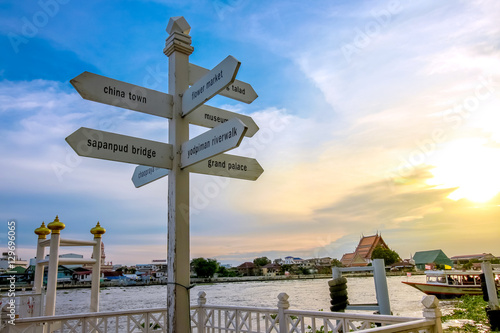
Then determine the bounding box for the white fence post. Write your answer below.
[421,295,443,333]
[277,293,289,333]
[197,291,206,332]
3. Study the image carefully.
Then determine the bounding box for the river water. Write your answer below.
[53,275,449,318]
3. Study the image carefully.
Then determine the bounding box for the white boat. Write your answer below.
[402,270,500,299]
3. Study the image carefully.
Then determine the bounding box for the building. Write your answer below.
[341,234,388,267]
[83,242,114,271]
[1,252,28,270]
[450,253,496,266]
[261,263,281,276]
[413,249,453,270]
[237,262,256,276]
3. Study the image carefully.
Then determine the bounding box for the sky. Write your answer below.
[1,0,499,267]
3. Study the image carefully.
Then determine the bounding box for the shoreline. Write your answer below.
[1,271,423,292]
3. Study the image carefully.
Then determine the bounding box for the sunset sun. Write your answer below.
[428,138,500,203]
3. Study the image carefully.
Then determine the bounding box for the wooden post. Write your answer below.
[163,16,193,332]
[422,295,443,333]
[90,222,106,312]
[277,292,290,332]
[481,260,500,310]
[197,291,207,331]
[45,215,65,316]
[33,222,50,294]
[373,259,391,315]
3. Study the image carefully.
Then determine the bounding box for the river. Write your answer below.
[53,274,452,318]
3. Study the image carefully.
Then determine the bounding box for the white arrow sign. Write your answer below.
[182,56,240,116]
[181,118,247,168]
[66,127,173,169]
[132,165,169,188]
[185,105,259,137]
[186,153,263,181]
[71,72,173,118]
[189,63,257,104]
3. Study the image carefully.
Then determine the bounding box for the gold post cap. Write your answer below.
[34,222,51,239]
[90,222,106,238]
[47,215,65,234]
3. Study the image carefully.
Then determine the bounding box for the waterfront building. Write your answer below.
[412,249,453,270]
[237,262,257,276]
[341,233,388,267]
[261,263,281,276]
[450,253,496,267]
[0,251,28,269]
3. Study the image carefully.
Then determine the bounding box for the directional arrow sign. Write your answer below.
[186,153,263,181]
[182,56,240,117]
[132,165,169,188]
[71,72,173,118]
[66,127,173,169]
[189,63,258,104]
[181,117,247,168]
[185,105,259,137]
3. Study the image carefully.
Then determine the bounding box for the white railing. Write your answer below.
[1,293,44,319]
[2,307,168,333]
[1,291,442,333]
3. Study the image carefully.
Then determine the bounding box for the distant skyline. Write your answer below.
[1,1,500,266]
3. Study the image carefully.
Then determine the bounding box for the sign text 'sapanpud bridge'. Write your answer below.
[66,16,262,332]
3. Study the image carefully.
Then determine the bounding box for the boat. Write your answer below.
[402,270,500,299]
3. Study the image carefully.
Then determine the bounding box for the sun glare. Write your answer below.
[427,139,500,203]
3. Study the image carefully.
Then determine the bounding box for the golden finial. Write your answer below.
[47,215,65,234]
[34,222,51,239]
[90,222,106,238]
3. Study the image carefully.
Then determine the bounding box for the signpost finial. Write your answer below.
[166,16,190,35]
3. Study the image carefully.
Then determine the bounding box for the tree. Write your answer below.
[371,246,400,266]
[331,258,343,267]
[253,256,271,267]
[191,258,218,278]
[298,267,311,275]
[280,264,294,275]
[216,265,237,277]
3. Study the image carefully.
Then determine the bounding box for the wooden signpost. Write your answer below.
[185,104,259,137]
[182,55,241,117]
[180,117,247,168]
[66,16,262,332]
[132,165,169,188]
[66,127,173,169]
[71,71,173,118]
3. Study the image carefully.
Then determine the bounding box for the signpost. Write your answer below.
[186,153,263,181]
[180,117,247,168]
[66,127,173,169]
[66,16,262,332]
[132,165,169,188]
[71,71,173,118]
[181,55,241,116]
[185,104,259,137]
[189,63,258,104]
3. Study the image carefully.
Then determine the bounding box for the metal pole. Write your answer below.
[45,216,65,316]
[373,259,391,315]
[164,16,193,332]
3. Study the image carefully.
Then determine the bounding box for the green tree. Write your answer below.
[371,246,400,266]
[216,265,237,277]
[331,258,343,267]
[191,257,218,278]
[253,256,271,267]
[298,267,311,275]
[280,264,294,275]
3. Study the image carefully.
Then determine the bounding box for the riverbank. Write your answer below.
[1,271,424,292]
